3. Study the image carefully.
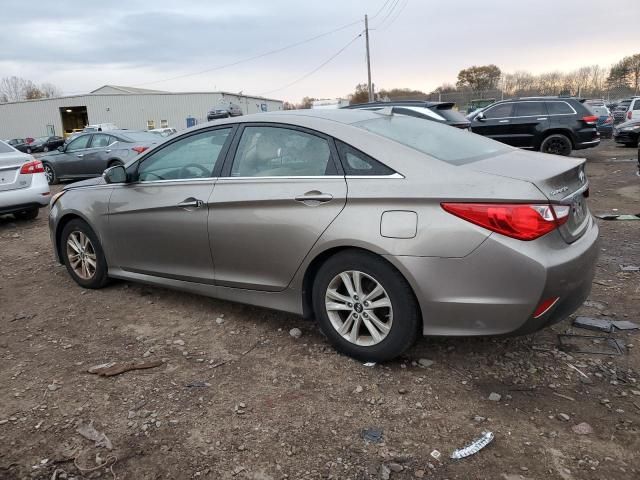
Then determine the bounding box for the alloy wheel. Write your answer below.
[66,231,97,280]
[544,138,570,155]
[44,164,54,183]
[324,270,393,346]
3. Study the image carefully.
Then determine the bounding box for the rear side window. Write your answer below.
[430,106,469,123]
[546,102,574,115]
[336,141,395,176]
[483,103,513,119]
[633,100,640,111]
[515,102,547,117]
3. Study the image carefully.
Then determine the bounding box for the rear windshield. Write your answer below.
[0,141,15,153]
[354,115,510,165]
[118,131,160,142]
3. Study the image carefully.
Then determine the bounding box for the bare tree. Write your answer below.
[40,82,62,98]
[0,76,62,102]
[0,76,28,102]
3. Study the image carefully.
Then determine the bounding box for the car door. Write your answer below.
[209,124,347,291]
[470,102,515,144]
[79,133,114,176]
[509,101,549,148]
[54,134,93,178]
[105,126,235,283]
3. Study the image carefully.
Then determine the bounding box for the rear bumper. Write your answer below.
[0,174,50,215]
[387,217,599,336]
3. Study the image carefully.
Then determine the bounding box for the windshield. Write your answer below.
[354,115,510,165]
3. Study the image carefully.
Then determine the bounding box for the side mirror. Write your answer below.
[57,146,65,152]
[475,112,486,121]
[103,165,127,184]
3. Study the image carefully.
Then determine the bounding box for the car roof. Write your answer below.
[345,100,455,109]
[198,109,385,129]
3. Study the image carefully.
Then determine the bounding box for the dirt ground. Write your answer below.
[1,139,639,480]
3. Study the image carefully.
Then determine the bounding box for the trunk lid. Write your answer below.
[0,147,32,193]
[468,149,590,243]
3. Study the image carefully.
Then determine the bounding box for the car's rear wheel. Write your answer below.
[26,147,32,154]
[43,163,58,185]
[14,208,39,221]
[60,219,109,289]
[312,250,420,362]
[540,134,572,156]
[43,146,49,152]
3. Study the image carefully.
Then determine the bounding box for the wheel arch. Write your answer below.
[538,129,576,149]
[54,212,98,264]
[107,158,124,167]
[300,245,423,329]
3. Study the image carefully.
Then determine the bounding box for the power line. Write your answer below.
[378,0,408,31]
[258,33,363,96]
[373,0,400,29]
[131,19,363,87]
[371,0,394,19]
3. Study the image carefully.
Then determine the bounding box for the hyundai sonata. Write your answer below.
[48,110,598,361]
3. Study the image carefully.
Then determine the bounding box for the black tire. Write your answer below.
[108,159,124,168]
[312,250,420,362]
[43,163,58,185]
[14,208,39,221]
[60,219,109,289]
[540,134,572,156]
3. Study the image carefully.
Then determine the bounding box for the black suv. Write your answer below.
[468,97,599,156]
[343,101,470,129]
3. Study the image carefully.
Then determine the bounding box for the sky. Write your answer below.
[1,0,638,102]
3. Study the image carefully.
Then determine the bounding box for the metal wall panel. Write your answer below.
[0,93,284,139]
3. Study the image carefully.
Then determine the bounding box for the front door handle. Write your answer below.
[104,149,111,153]
[295,191,333,205]
[536,117,548,120]
[498,120,509,123]
[76,154,84,158]
[177,198,204,209]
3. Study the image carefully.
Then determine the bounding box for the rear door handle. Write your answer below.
[498,120,509,123]
[295,191,333,205]
[76,154,84,158]
[104,149,111,153]
[177,198,204,209]
[536,117,548,120]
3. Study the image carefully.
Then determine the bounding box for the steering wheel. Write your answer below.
[179,163,211,178]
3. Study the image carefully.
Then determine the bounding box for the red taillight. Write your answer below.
[441,203,570,241]
[628,111,633,120]
[582,115,598,125]
[604,116,613,125]
[19,160,45,174]
[533,297,560,318]
[132,146,149,154]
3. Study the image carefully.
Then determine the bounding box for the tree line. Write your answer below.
[0,76,62,103]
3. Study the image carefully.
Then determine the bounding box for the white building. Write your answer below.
[0,85,284,139]
[311,98,350,109]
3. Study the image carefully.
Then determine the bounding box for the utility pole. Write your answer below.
[365,14,373,102]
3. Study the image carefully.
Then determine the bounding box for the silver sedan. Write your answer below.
[48,110,599,361]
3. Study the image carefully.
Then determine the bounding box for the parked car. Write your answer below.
[589,105,614,138]
[40,130,160,184]
[148,127,178,137]
[0,140,50,220]
[613,118,640,146]
[83,123,118,133]
[48,109,598,362]
[468,97,599,156]
[207,102,243,121]
[343,101,470,129]
[612,99,632,124]
[623,96,640,122]
[14,136,65,154]
[6,138,25,147]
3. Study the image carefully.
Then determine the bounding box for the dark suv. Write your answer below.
[468,97,599,156]
[343,101,470,129]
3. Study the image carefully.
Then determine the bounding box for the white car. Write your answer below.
[624,97,640,122]
[0,140,50,220]
[148,127,178,137]
[83,123,118,133]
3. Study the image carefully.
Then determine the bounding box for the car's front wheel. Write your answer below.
[43,163,58,185]
[60,219,109,289]
[312,250,420,362]
[540,134,572,156]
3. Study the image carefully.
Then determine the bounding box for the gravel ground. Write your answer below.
[1,139,639,480]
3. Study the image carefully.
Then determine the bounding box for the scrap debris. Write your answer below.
[558,334,624,356]
[450,431,494,459]
[572,317,640,333]
[76,421,113,450]
[360,427,383,443]
[595,213,640,220]
[87,360,162,377]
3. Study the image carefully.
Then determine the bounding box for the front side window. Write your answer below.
[66,135,91,151]
[483,103,514,119]
[546,102,574,115]
[231,126,333,177]
[514,102,547,117]
[137,128,231,182]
